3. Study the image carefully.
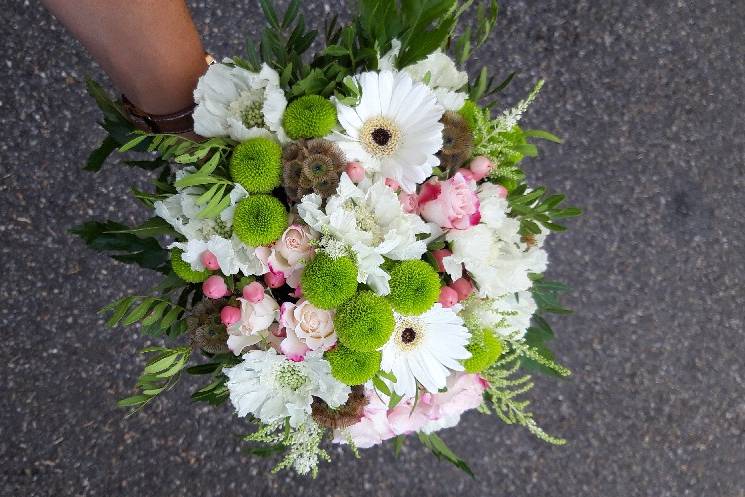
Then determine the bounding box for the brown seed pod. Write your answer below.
[282,139,347,202]
[311,385,368,430]
[438,111,474,171]
[186,299,231,354]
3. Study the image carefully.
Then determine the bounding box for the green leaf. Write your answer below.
[106,217,175,238]
[524,129,563,143]
[259,0,280,29]
[141,301,169,326]
[117,395,149,407]
[121,299,155,326]
[118,134,148,152]
[85,136,118,172]
[104,296,136,327]
[418,433,474,478]
[159,306,182,330]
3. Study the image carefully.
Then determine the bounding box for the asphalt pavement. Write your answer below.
[2,1,744,496]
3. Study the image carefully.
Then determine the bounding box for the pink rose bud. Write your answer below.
[450,277,474,301]
[495,184,508,199]
[219,305,241,326]
[345,162,366,183]
[264,271,286,289]
[384,177,400,191]
[398,192,419,214]
[202,275,229,299]
[438,286,459,308]
[272,326,287,338]
[200,250,220,270]
[242,281,265,303]
[431,248,452,272]
[469,156,493,181]
[291,286,303,298]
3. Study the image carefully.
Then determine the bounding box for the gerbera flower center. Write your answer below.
[360,116,401,157]
[394,317,425,351]
[275,361,307,391]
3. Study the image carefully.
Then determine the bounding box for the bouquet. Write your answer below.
[74,0,581,477]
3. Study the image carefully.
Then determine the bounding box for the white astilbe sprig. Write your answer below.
[245,420,330,477]
[493,79,544,133]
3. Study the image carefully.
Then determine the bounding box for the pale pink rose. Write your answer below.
[419,173,481,230]
[280,299,337,351]
[421,373,486,433]
[226,294,279,355]
[386,396,434,435]
[268,224,317,288]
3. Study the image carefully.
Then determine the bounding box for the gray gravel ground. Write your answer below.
[2,1,744,496]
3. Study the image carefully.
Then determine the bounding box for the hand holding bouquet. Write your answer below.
[75,0,580,477]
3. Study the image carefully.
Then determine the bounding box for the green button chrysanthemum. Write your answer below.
[462,328,503,373]
[282,95,337,139]
[171,248,210,283]
[334,291,395,352]
[300,252,358,309]
[232,195,288,247]
[325,344,381,386]
[386,260,441,315]
[229,137,282,193]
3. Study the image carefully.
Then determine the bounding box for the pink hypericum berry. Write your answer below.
[384,177,400,191]
[438,286,459,308]
[219,305,241,326]
[200,250,220,270]
[469,156,493,181]
[345,162,366,183]
[242,281,265,303]
[450,277,474,301]
[431,248,453,272]
[494,184,508,199]
[202,275,229,299]
[264,271,286,289]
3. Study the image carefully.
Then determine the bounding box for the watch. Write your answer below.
[121,53,216,135]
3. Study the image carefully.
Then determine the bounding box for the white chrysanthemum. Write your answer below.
[461,291,538,340]
[380,304,471,398]
[297,174,435,294]
[443,183,548,297]
[380,40,468,111]
[224,349,350,428]
[329,70,444,193]
[193,61,288,142]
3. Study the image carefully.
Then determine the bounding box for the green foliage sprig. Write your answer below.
[480,351,567,445]
[508,184,582,235]
[102,294,186,337]
[118,346,192,414]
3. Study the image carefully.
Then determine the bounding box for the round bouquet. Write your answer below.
[75,0,580,477]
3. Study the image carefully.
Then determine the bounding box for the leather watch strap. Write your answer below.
[121,53,216,135]
[122,95,196,134]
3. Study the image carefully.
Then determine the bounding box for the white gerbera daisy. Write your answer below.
[297,174,435,294]
[193,61,288,142]
[330,70,444,193]
[380,304,471,398]
[224,349,350,428]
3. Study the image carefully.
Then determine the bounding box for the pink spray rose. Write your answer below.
[418,173,481,230]
[280,299,337,352]
[267,224,317,288]
[226,294,279,355]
